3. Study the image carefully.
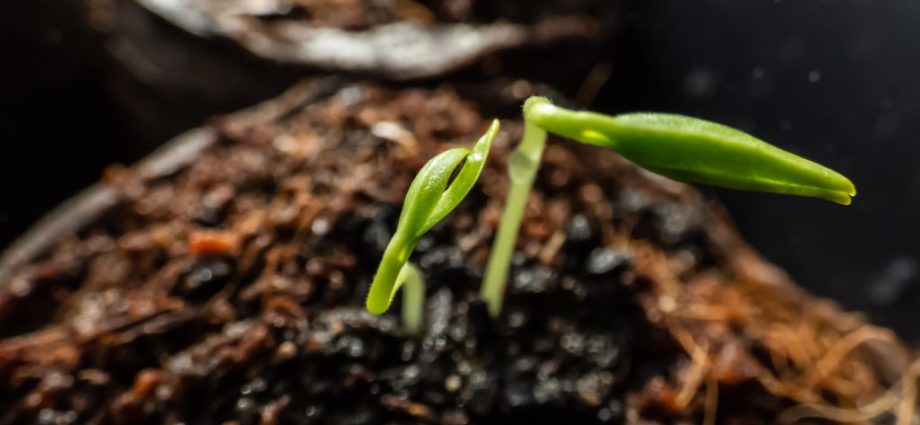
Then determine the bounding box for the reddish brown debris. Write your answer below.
[188,231,240,257]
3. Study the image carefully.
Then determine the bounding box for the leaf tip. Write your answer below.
[822,183,855,206]
[839,184,857,205]
[488,118,501,133]
[830,175,856,205]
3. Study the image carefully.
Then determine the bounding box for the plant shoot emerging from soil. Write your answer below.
[480,97,857,316]
[366,120,500,318]
[395,263,425,336]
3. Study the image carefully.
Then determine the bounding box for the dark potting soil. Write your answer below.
[0,80,912,424]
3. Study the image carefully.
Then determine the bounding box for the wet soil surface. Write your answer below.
[0,80,913,424]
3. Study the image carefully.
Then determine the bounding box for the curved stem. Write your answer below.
[367,233,411,315]
[480,97,550,317]
[398,263,425,336]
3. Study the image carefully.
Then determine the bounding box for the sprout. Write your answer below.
[480,98,549,318]
[396,263,425,336]
[365,120,500,316]
[480,97,856,317]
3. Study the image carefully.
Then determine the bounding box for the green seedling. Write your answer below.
[479,97,856,317]
[365,120,500,331]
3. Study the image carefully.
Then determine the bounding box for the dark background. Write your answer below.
[604,0,920,341]
[2,0,918,340]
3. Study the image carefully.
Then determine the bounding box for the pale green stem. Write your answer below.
[398,263,425,336]
[367,232,413,315]
[480,97,550,317]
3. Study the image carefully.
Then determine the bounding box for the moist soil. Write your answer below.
[0,80,912,425]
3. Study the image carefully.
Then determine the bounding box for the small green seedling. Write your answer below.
[365,120,500,334]
[480,97,856,316]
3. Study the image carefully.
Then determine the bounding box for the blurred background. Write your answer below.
[2,0,918,340]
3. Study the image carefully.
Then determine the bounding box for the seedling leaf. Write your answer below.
[527,103,856,204]
[422,120,499,233]
[366,122,500,315]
